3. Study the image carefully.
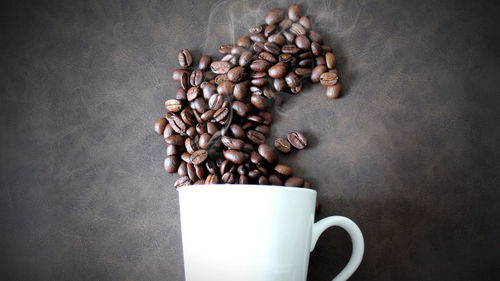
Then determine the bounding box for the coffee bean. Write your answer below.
[325,52,336,69]
[181,72,189,90]
[213,107,229,123]
[172,69,190,82]
[273,78,287,91]
[195,164,206,179]
[268,62,288,79]
[281,44,299,54]
[247,130,266,144]
[264,42,281,55]
[288,4,301,21]
[211,61,230,74]
[181,152,192,164]
[275,164,293,176]
[290,83,302,94]
[251,95,268,109]
[229,124,245,139]
[264,24,276,37]
[249,24,263,34]
[287,131,307,149]
[258,144,277,163]
[315,55,326,66]
[165,99,182,112]
[253,125,269,136]
[265,8,285,25]
[209,94,224,110]
[311,65,327,83]
[219,44,233,54]
[239,175,249,184]
[187,163,197,181]
[298,59,313,67]
[232,101,249,117]
[164,156,180,173]
[192,179,204,185]
[176,87,187,100]
[258,52,277,63]
[166,112,187,135]
[233,82,248,100]
[326,84,342,99]
[178,49,192,67]
[253,42,264,52]
[180,108,196,126]
[319,71,339,86]
[166,144,178,156]
[250,150,264,165]
[295,68,312,77]
[268,33,286,45]
[238,51,253,67]
[186,86,200,102]
[274,137,291,153]
[250,33,266,43]
[186,127,197,139]
[199,55,212,70]
[223,149,248,164]
[217,81,235,95]
[165,135,185,146]
[299,16,311,29]
[311,42,322,56]
[251,78,268,87]
[237,36,251,48]
[231,46,245,56]
[205,174,219,184]
[258,176,269,185]
[221,136,244,150]
[248,169,261,179]
[222,172,236,183]
[190,149,208,165]
[190,69,204,86]
[154,118,168,135]
[284,176,304,187]
[290,23,306,35]
[177,162,187,177]
[227,66,245,82]
[207,122,219,135]
[174,176,191,188]
[282,31,295,42]
[295,35,310,50]
[250,59,271,72]
[285,72,300,88]
[184,137,197,154]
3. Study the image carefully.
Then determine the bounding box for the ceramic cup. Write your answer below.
[178,184,364,281]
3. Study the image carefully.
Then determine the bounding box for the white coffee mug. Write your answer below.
[178,184,364,281]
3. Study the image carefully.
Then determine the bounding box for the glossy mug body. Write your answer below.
[178,184,364,281]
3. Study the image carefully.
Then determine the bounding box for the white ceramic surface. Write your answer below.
[178,184,364,281]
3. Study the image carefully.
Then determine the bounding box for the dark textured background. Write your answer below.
[1,0,499,280]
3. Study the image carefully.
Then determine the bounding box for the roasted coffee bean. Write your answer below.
[166,144,178,156]
[239,50,253,67]
[231,46,245,56]
[325,52,336,69]
[259,52,277,63]
[176,87,187,100]
[253,42,264,52]
[211,61,230,74]
[237,36,251,48]
[290,23,306,35]
[249,24,263,34]
[233,82,248,100]
[232,101,249,117]
[252,125,268,136]
[311,65,327,83]
[295,35,310,50]
[186,86,200,102]
[205,174,219,184]
[154,118,168,135]
[181,152,192,164]
[287,131,307,149]
[190,69,204,86]
[166,112,187,134]
[285,72,300,88]
[200,82,215,99]
[192,179,204,185]
[251,95,268,109]
[207,122,219,135]
[299,16,311,29]
[247,114,264,123]
[279,54,293,63]
[213,107,229,123]
[262,87,276,100]
[247,130,266,144]
[264,42,281,54]
[199,110,213,121]
[185,137,197,154]
[288,4,301,21]
[326,84,342,99]
[278,18,292,30]
[165,135,185,146]
[251,78,268,87]
[264,24,276,37]
[222,172,236,183]
[319,71,339,86]
[239,175,249,184]
[273,78,287,91]
[237,165,247,175]
[257,176,268,185]
[187,163,197,181]
[229,124,246,139]
[209,94,224,110]
[221,136,244,150]
[181,72,189,90]
[316,55,326,65]
[223,149,248,164]
[190,149,208,165]
[221,54,235,63]
[180,108,196,126]
[268,33,286,45]
[174,176,191,188]
[259,111,273,125]
[274,137,291,153]
[282,44,299,54]
[250,150,264,165]
[172,69,190,82]
[295,67,312,77]
[298,51,313,59]
[251,72,267,79]
[194,124,206,136]
[219,44,233,54]
[219,160,233,175]
[186,127,197,139]
[197,133,211,149]
[164,156,179,173]
[290,83,302,94]
[257,165,269,177]
[298,59,313,67]
[258,144,277,163]
[214,75,228,85]
[250,60,271,72]
[178,49,192,67]
[199,55,212,71]
[227,66,245,82]
[165,99,182,112]
[311,42,322,56]
[268,172,282,185]
[282,30,295,42]
[248,169,261,179]
[195,164,206,179]
[177,161,187,177]
[285,176,304,187]
[265,8,285,25]
[204,161,216,175]
[275,164,293,176]
[250,33,266,43]
[217,81,235,95]
[268,62,287,79]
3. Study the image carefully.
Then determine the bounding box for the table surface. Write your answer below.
[1,0,499,280]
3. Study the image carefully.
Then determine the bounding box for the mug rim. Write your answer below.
[177,184,317,194]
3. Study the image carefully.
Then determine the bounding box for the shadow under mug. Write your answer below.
[178,184,364,281]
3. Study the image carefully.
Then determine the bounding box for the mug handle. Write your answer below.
[310,216,364,281]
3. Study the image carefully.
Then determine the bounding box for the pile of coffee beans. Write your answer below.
[154,5,340,196]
